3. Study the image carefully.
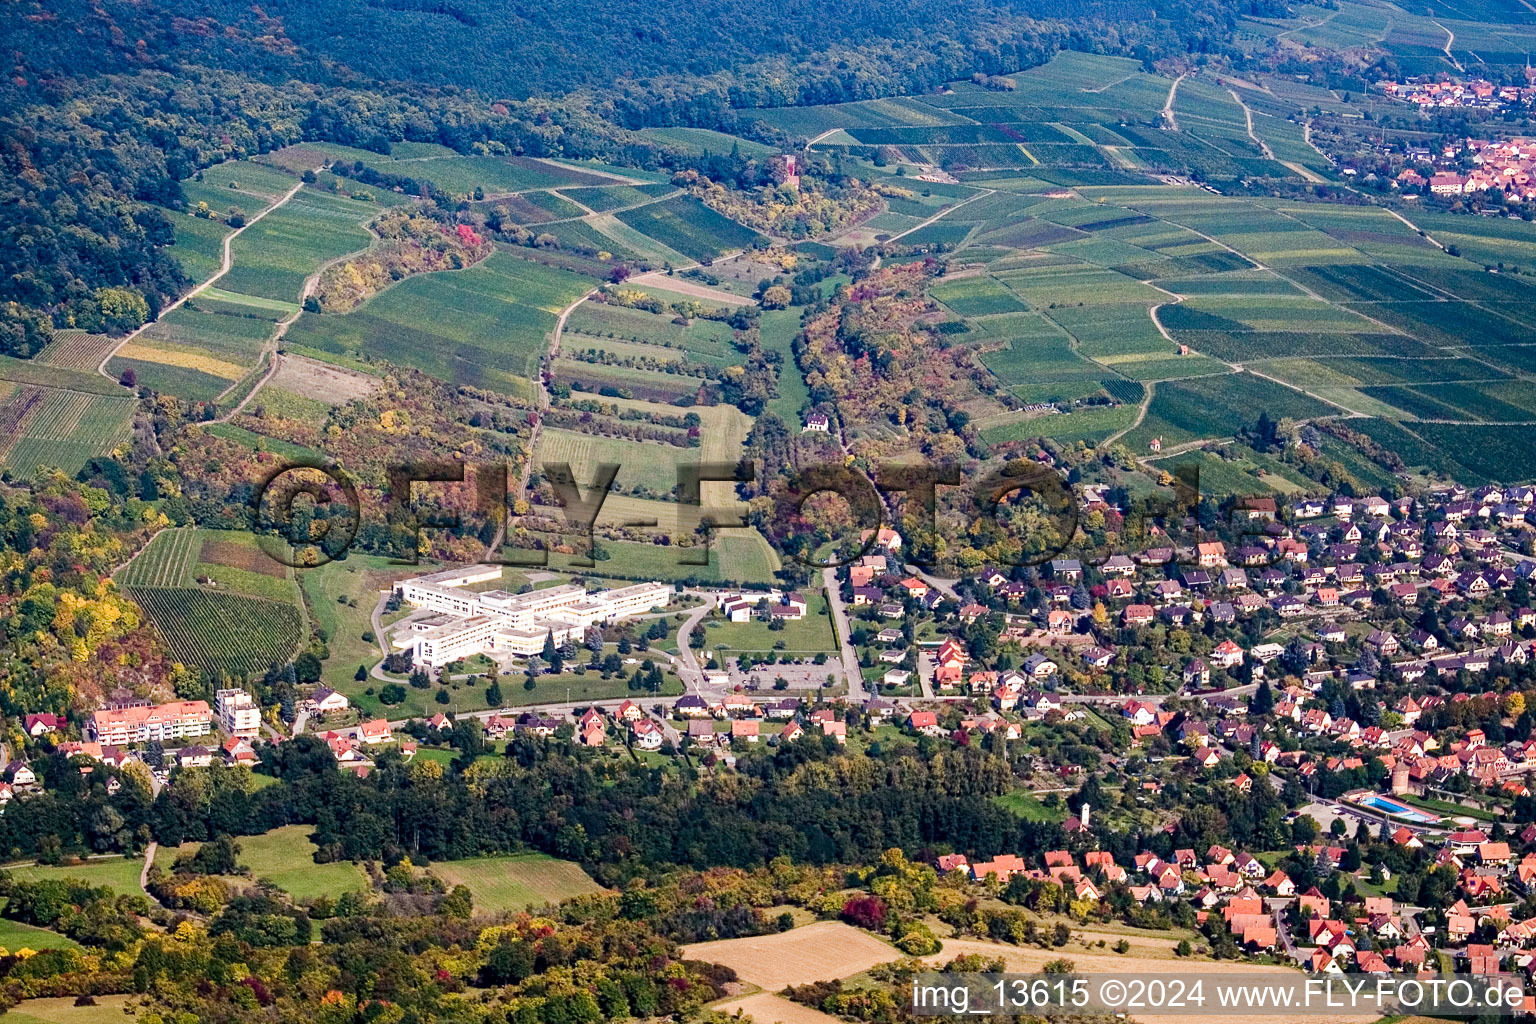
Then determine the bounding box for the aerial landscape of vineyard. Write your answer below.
[18,0,1536,1020]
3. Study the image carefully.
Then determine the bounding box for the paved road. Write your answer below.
[822,568,867,700]
[673,601,714,694]
[914,569,961,602]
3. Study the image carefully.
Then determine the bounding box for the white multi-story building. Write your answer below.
[216,688,261,738]
[91,700,213,745]
[393,571,671,668]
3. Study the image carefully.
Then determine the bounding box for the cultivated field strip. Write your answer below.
[37,331,118,372]
[0,385,135,478]
[128,586,303,677]
[118,529,201,588]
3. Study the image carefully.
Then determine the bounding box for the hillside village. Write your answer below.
[9,473,1536,982]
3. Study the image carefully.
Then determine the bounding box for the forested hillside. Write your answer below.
[0,0,1287,353]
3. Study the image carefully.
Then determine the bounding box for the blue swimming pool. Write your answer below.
[1355,794,1440,824]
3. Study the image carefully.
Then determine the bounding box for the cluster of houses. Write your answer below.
[1,698,268,804]
[949,485,1536,694]
[1391,134,1536,200]
[847,528,941,621]
[1379,77,1532,112]
[927,831,1536,975]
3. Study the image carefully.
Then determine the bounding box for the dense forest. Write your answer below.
[0,718,1306,889]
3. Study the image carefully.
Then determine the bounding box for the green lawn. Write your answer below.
[993,790,1065,822]
[503,671,683,707]
[704,592,839,653]
[427,852,605,912]
[4,856,145,895]
[298,554,418,692]
[0,918,80,953]
[238,827,369,902]
[166,826,368,904]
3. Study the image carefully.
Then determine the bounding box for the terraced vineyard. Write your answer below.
[127,587,304,677]
[119,528,305,676]
[730,52,1536,480]
[118,529,201,588]
[0,385,135,478]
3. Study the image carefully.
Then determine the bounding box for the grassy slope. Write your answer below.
[427,852,605,912]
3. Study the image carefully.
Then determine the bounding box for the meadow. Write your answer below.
[544,535,779,586]
[299,554,419,691]
[425,852,605,912]
[161,826,369,903]
[4,856,146,896]
[234,826,370,901]
[0,920,79,953]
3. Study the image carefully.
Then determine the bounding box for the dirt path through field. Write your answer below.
[1162,73,1186,130]
[886,188,994,244]
[1227,87,1273,159]
[1433,20,1465,71]
[627,271,754,306]
[98,179,307,379]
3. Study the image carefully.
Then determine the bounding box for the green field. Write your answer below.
[164,826,369,903]
[284,251,595,397]
[298,554,417,691]
[495,667,684,706]
[2,997,135,1024]
[4,856,145,896]
[544,535,778,586]
[427,852,605,911]
[234,826,369,902]
[221,188,376,302]
[615,195,764,263]
[0,920,81,953]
